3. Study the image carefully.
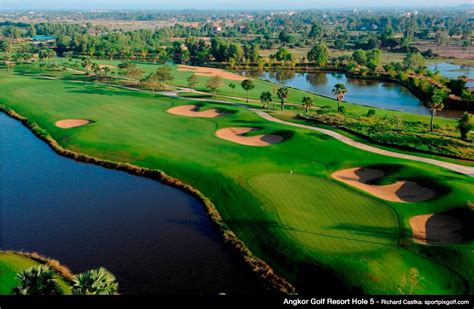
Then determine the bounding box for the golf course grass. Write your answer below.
[0,252,71,295]
[1,67,473,295]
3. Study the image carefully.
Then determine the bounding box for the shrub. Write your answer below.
[458,112,473,139]
[366,109,376,117]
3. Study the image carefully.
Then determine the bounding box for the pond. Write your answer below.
[241,70,464,118]
[0,113,263,295]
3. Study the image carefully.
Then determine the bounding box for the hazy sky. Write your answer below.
[0,0,469,10]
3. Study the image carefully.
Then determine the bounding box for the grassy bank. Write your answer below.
[0,251,71,295]
[1,68,473,295]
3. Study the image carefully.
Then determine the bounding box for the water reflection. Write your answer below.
[241,70,466,118]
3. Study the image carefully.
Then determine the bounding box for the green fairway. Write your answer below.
[0,252,71,295]
[1,68,473,294]
[248,174,398,252]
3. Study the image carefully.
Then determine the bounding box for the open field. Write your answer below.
[1,67,473,294]
[0,252,71,295]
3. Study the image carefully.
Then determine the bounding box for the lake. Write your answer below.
[0,113,262,295]
[241,70,465,118]
[428,62,474,88]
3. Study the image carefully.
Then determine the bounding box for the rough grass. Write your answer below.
[1,68,473,295]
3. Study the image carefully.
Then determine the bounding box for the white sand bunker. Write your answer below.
[410,214,463,245]
[331,167,435,203]
[55,119,91,129]
[167,105,227,118]
[216,127,283,147]
[177,65,246,81]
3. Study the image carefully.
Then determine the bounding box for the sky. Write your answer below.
[0,0,470,10]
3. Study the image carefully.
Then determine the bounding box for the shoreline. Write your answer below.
[4,250,76,282]
[236,66,474,112]
[0,105,296,295]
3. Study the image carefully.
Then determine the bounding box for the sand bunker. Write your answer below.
[409,214,463,245]
[55,119,91,129]
[216,127,283,147]
[331,167,435,203]
[167,105,227,118]
[177,65,247,81]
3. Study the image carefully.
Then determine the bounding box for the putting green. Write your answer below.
[248,174,398,252]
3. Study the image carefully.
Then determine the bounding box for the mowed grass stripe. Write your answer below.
[249,174,398,253]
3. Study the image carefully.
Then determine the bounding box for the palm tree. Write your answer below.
[332,83,347,113]
[260,91,272,109]
[241,79,255,103]
[302,96,314,113]
[72,267,119,295]
[276,87,289,111]
[13,265,63,295]
[429,95,444,132]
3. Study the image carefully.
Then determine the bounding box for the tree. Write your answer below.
[457,112,472,139]
[72,267,119,295]
[276,87,289,111]
[119,63,144,82]
[187,74,199,89]
[0,41,13,60]
[352,49,367,65]
[103,66,111,82]
[81,57,92,71]
[141,73,161,94]
[366,49,382,70]
[428,95,444,132]
[435,32,448,51]
[91,63,101,80]
[446,79,467,97]
[38,48,56,64]
[13,265,63,295]
[205,75,223,96]
[307,43,329,67]
[332,83,348,113]
[302,96,314,113]
[403,52,426,70]
[241,79,255,103]
[273,47,293,62]
[168,41,190,64]
[308,23,324,43]
[155,66,174,86]
[260,91,272,109]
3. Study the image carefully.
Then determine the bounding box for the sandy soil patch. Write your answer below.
[331,167,435,203]
[99,64,116,69]
[216,127,283,147]
[55,119,91,129]
[167,105,227,118]
[409,214,463,245]
[177,65,247,81]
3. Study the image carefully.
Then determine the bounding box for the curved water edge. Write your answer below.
[241,70,468,118]
[0,108,295,295]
